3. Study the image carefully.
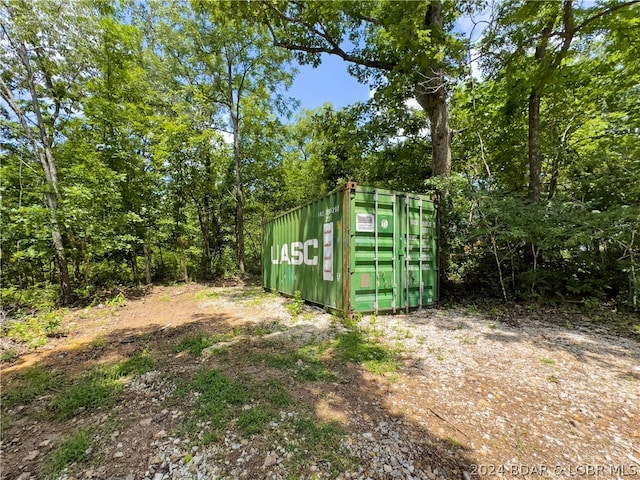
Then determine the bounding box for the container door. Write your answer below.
[350,189,398,313]
[400,195,437,311]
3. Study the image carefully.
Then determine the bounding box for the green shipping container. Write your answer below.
[263,182,438,315]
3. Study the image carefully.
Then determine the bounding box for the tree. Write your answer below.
[255,0,464,178]
[142,1,295,273]
[482,0,640,202]
[0,0,99,303]
[252,0,466,283]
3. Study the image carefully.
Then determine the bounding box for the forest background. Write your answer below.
[1,0,639,316]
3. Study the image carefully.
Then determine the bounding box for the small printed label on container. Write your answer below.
[356,213,375,232]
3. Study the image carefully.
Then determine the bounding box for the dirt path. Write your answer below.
[1,284,639,480]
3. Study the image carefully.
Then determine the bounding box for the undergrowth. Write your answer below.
[2,351,155,425]
[47,428,93,477]
[335,330,400,375]
[175,330,239,356]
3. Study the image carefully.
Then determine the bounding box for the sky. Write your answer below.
[286,53,372,113]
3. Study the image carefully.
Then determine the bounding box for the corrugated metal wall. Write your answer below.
[263,183,437,315]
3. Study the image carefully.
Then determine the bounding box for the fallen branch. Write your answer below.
[428,408,470,440]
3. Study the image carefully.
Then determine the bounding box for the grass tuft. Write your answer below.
[0,348,19,363]
[189,369,249,436]
[48,352,156,420]
[49,368,123,419]
[335,331,400,375]
[176,331,238,356]
[251,348,335,382]
[114,350,155,376]
[238,404,275,435]
[281,415,355,477]
[195,289,220,301]
[2,364,57,410]
[266,379,291,406]
[47,428,92,477]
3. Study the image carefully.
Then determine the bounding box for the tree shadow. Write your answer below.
[1,308,477,479]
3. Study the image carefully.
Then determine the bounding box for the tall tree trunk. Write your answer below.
[44,191,71,303]
[195,203,212,276]
[0,46,71,304]
[231,108,245,273]
[528,88,542,202]
[143,241,152,285]
[416,0,453,289]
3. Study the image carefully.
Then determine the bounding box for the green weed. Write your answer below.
[158,294,171,302]
[540,358,555,365]
[28,337,47,348]
[266,379,291,407]
[176,331,237,356]
[105,293,126,307]
[251,346,335,382]
[195,290,220,301]
[282,415,355,477]
[114,350,155,376]
[459,335,477,345]
[2,364,57,410]
[4,316,45,344]
[90,333,108,348]
[238,404,275,435]
[49,368,123,419]
[47,428,92,477]
[0,348,18,363]
[192,369,248,417]
[446,435,464,449]
[287,290,304,317]
[465,304,479,314]
[49,352,155,419]
[335,331,399,375]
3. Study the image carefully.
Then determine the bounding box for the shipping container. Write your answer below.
[263,182,438,315]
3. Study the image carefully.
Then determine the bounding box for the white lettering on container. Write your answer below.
[271,239,319,266]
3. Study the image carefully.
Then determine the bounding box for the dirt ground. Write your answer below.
[1,283,639,480]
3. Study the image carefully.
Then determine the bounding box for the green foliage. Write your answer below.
[175,331,237,356]
[47,428,93,477]
[251,348,335,382]
[0,349,19,363]
[237,404,275,435]
[283,415,355,477]
[1,365,57,410]
[2,310,67,348]
[286,290,304,317]
[48,353,155,419]
[335,331,400,375]
[1,0,638,309]
[1,285,59,312]
[195,290,221,301]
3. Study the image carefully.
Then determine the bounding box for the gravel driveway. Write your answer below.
[1,285,639,480]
